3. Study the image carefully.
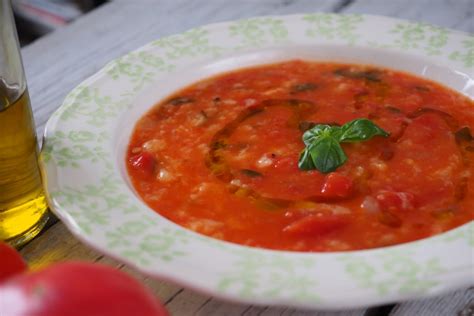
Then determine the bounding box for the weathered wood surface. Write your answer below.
[344,0,474,32]
[389,288,474,316]
[19,1,474,315]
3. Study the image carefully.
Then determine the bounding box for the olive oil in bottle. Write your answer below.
[0,83,48,247]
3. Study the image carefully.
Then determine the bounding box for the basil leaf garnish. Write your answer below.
[298,118,389,173]
[298,147,316,170]
[339,118,390,142]
[310,137,347,173]
[302,124,333,146]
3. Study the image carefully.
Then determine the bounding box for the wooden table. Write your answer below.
[19,1,473,315]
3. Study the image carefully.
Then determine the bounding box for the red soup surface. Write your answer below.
[127,60,474,252]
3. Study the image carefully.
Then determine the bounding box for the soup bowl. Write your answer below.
[41,13,474,310]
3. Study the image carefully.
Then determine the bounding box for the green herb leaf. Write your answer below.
[299,133,347,173]
[298,148,316,170]
[302,124,334,145]
[310,137,347,173]
[298,118,389,173]
[339,118,390,143]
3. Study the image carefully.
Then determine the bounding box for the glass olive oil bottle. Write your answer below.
[0,1,48,247]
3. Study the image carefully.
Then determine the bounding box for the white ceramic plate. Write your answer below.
[41,14,474,310]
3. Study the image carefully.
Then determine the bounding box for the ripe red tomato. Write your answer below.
[129,152,155,175]
[0,241,27,283]
[376,190,415,212]
[0,262,168,316]
[320,172,353,198]
[283,214,349,236]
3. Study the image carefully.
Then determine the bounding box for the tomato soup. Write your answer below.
[126,61,474,252]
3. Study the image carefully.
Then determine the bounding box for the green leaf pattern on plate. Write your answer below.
[449,37,474,68]
[153,27,223,59]
[58,86,132,126]
[106,52,175,92]
[303,13,364,44]
[389,22,449,55]
[50,173,137,233]
[218,251,319,302]
[229,17,288,48]
[340,250,445,295]
[42,130,110,168]
[106,220,189,266]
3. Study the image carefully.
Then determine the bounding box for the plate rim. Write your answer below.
[40,12,474,310]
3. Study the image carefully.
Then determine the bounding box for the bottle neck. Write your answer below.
[0,0,27,106]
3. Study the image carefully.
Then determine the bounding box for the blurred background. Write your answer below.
[13,0,106,46]
[14,0,472,47]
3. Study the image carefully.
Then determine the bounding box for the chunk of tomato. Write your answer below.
[320,172,353,198]
[129,152,155,174]
[283,214,349,236]
[273,156,297,171]
[376,191,415,212]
